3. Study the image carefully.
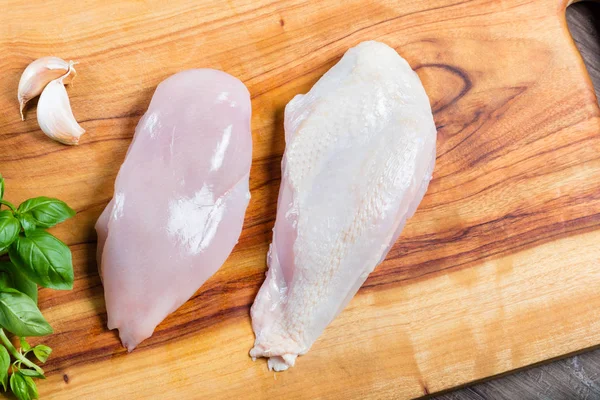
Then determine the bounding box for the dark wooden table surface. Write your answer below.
[435,3,600,399]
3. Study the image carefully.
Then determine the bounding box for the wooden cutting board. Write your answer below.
[1,0,599,398]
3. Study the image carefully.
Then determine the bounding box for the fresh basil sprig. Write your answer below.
[0,173,75,400]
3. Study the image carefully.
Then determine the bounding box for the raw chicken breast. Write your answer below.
[250,41,437,371]
[96,69,252,350]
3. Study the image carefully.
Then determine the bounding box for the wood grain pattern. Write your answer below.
[1,0,599,399]
[438,3,600,399]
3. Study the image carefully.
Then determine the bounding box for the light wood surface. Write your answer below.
[1,0,600,399]
[439,3,600,399]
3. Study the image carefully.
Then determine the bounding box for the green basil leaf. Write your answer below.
[10,372,31,400]
[0,288,52,337]
[0,271,12,290]
[32,345,51,364]
[24,374,38,399]
[0,211,20,255]
[0,174,4,201]
[0,345,9,391]
[18,369,44,380]
[9,231,73,290]
[16,214,36,237]
[0,262,38,304]
[17,197,75,229]
[11,372,38,400]
[19,337,30,352]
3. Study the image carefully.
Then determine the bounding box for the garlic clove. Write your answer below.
[37,66,85,146]
[18,56,76,120]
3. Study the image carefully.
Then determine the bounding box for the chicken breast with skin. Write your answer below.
[96,69,252,351]
[250,41,437,371]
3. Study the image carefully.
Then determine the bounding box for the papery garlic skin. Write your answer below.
[18,57,76,120]
[37,67,85,145]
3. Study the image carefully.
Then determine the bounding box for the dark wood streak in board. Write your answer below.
[429,123,592,198]
[414,64,473,114]
[370,212,600,290]
[42,304,254,374]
